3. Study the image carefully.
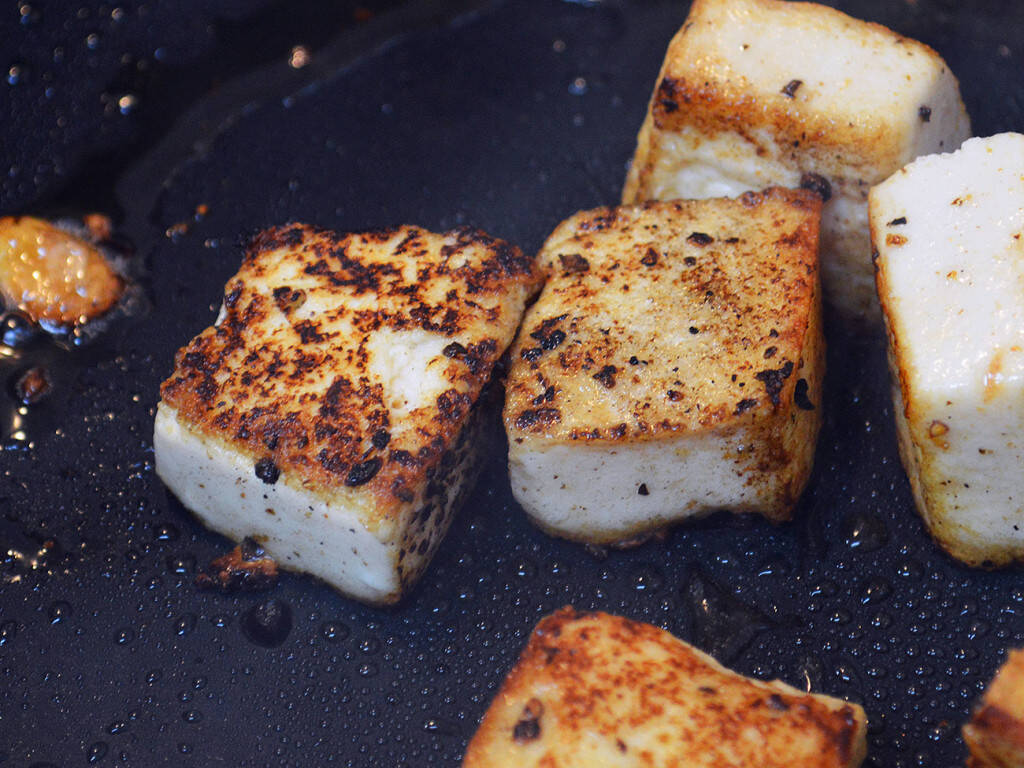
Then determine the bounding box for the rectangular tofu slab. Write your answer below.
[871,133,1024,568]
[963,649,1024,768]
[622,0,970,324]
[462,607,868,768]
[155,223,540,604]
[504,190,824,545]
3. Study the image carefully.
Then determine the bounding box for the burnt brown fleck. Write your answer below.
[799,172,832,202]
[781,79,803,98]
[755,360,795,407]
[886,233,907,246]
[254,457,280,485]
[887,217,907,227]
[687,232,713,246]
[593,365,617,389]
[637,483,650,496]
[512,698,544,743]
[345,457,382,487]
[794,379,815,411]
[918,105,931,122]
[641,248,659,267]
[558,253,590,274]
[515,408,561,431]
[442,341,466,359]
[734,398,758,415]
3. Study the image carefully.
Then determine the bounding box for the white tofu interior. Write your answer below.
[872,133,1024,565]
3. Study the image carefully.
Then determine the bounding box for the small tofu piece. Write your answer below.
[504,190,824,545]
[964,650,1024,768]
[0,215,124,328]
[871,133,1024,568]
[155,224,540,604]
[463,607,868,768]
[622,0,970,323]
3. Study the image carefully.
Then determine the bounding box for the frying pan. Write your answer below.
[2,0,1023,764]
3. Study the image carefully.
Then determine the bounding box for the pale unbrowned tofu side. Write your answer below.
[463,607,868,768]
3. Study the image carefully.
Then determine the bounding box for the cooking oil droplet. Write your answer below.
[630,564,664,592]
[241,599,292,648]
[358,662,378,677]
[860,578,892,605]
[87,741,108,762]
[154,523,179,542]
[48,600,72,624]
[115,627,134,644]
[514,557,536,578]
[146,669,161,684]
[321,621,349,642]
[167,553,195,573]
[182,710,202,723]
[842,511,889,551]
[358,637,380,655]
[0,620,16,645]
[174,613,196,635]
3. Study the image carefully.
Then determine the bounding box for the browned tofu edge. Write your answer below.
[964,650,1024,768]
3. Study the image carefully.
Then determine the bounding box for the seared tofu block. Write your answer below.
[504,190,823,545]
[964,650,1024,768]
[155,224,540,604]
[463,607,868,768]
[871,133,1024,568]
[622,0,970,323]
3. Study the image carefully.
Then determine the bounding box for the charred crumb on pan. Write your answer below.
[887,216,907,226]
[15,366,51,404]
[799,173,832,202]
[195,536,279,592]
[780,79,803,97]
[637,483,650,496]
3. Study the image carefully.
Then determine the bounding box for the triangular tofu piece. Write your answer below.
[464,607,868,767]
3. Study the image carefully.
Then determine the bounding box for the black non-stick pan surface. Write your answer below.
[2,0,1023,765]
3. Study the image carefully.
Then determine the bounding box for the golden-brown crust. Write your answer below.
[463,607,868,767]
[504,190,821,444]
[964,650,1024,768]
[160,223,540,512]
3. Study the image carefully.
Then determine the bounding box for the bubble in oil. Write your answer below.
[684,571,771,664]
[842,511,889,552]
[321,621,349,642]
[241,598,292,648]
[87,741,108,762]
[174,613,196,636]
[48,600,72,624]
